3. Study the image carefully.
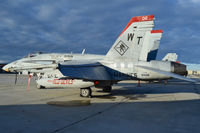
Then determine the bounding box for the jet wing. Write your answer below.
[58,61,112,80]
[10,64,57,71]
[138,65,197,83]
[22,60,56,64]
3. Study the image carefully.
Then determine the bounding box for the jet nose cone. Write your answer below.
[2,65,10,72]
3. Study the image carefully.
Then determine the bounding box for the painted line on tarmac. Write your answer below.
[50,96,131,133]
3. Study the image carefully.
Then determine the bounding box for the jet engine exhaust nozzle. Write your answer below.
[171,62,187,76]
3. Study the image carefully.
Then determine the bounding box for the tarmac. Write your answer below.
[0,74,200,133]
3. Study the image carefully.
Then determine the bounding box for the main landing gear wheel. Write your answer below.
[80,87,92,98]
[103,86,112,92]
[36,84,45,89]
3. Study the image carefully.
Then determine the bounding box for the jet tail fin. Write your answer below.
[146,30,163,61]
[140,30,163,61]
[106,15,155,62]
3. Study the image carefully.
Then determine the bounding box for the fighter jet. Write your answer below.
[3,15,196,97]
[2,52,105,89]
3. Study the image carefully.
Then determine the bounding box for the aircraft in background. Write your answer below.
[3,15,196,97]
[162,53,178,62]
[3,52,105,88]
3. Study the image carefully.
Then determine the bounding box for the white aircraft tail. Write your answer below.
[139,30,163,61]
[106,15,155,62]
[162,53,178,62]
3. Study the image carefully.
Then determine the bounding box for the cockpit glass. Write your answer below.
[23,52,43,58]
[23,54,34,58]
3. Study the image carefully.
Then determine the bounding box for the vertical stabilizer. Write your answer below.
[106,15,155,62]
[146,30,163,61]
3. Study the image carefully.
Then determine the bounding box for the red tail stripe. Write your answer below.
[151,30,163,33]
[119,15,154,36]
[131,15,154,22]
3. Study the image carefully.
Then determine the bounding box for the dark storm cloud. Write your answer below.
[0,0,199,63]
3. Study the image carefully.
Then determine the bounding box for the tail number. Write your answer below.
[142,16,148,21]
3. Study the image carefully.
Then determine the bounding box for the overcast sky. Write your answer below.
[0,0,199,63]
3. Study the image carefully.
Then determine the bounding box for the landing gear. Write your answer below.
[137,80,141,87]
[103,86,112,92]
[36,84,45,89]
[80,87,92,98]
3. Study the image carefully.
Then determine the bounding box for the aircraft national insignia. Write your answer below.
[114,41,129,56]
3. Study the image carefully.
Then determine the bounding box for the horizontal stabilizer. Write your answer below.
[138,65,197,83]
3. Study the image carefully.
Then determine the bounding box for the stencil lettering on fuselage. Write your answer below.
[114,41,129,56]
[48,79,73,85]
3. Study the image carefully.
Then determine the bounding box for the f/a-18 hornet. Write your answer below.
[3,15,196,97]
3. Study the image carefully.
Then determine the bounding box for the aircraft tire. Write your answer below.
[37,84,45,89]
[80,87,92,98]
